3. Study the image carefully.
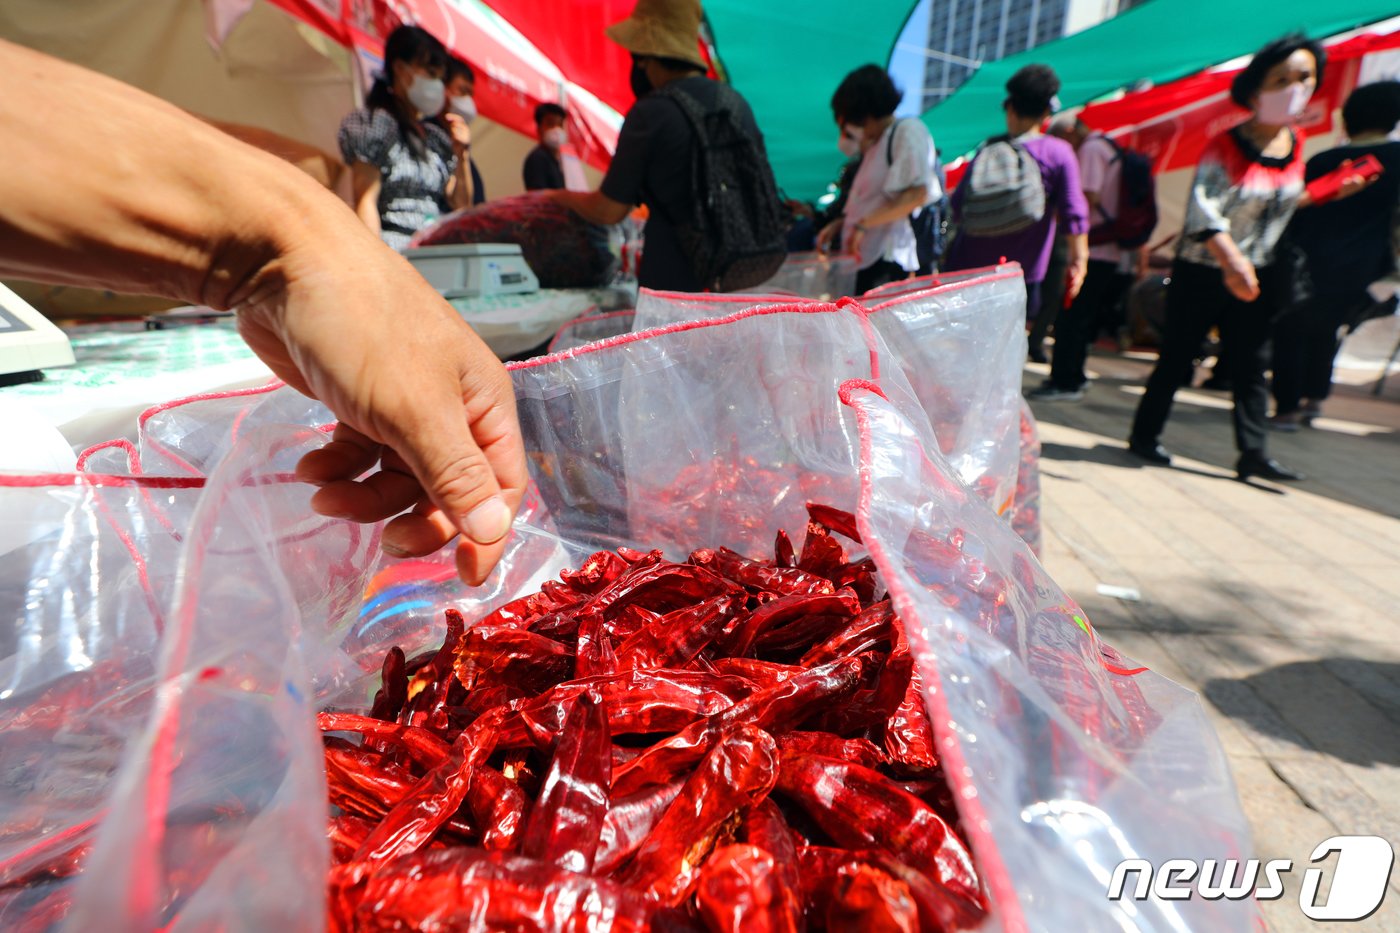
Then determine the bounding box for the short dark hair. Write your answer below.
[534,102,567,126]
[446,57,475,85]
[1005,64,1060,119]
[831,65,903,125]
[1342,80,1400,137]
[1230,33,1327,109]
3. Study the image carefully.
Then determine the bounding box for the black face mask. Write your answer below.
[630,59,654,99]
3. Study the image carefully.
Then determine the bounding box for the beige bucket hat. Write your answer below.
[605,0,707,70]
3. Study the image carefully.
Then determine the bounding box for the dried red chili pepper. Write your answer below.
[317,712,451,770]
[721,590,860,659]
[826,860,920,932]
[368,646,408,724]
[341,849,669,932]
[350,709,503,866]
[775,752,984,928]
[691,547,836,597]
[736,801,803,930]
[614,594,734,672]
[797,522,847,579]
[773,529,796,568]
[595,779,686,876]
[695,844,800,933]
[884,667,940,771]
[519,691,610,873]
[560,549,630,594]
[618,724,779,906]
[453,626,574,693]
[465,765,528,852]
[573,615,617,680]
[611,658,863,796]
[327,814,376,865]
[573,561,736,628]
[806,503,862,543]
[775,731,886,770]
[801,600,895,667]
[402,609,466,725]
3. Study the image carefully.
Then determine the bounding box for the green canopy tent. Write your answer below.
[702,0,924,200]
[920,0,1400,162]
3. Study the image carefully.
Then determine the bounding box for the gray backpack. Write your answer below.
[960,135,1046,236]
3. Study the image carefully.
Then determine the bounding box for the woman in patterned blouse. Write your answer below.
[338,26,475,250]
[1129,34,1339,482]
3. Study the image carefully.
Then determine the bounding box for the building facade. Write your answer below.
[922,0,1128,110]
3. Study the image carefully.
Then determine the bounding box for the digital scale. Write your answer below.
[0,282,76,387]
[403,243,540,301]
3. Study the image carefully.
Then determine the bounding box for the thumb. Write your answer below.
[388,402,516,547]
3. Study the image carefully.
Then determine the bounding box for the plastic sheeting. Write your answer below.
[0,295,1251,932]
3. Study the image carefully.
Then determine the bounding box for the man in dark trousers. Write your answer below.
[550,0,773,291]
[523,103,569,191]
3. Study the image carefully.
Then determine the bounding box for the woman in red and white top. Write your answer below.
[1129,34,1337,482]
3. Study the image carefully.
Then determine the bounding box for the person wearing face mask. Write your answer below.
[438,57,487,205]
[524,103,570,191]
[551,0,776,292]
[337,26,475,250]
[1128,34,1340,481]
[817,66,939,294]
[1270,80,1400,429]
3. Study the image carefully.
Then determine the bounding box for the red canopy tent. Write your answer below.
[254,0,620,170]
[1080,25,1400,174]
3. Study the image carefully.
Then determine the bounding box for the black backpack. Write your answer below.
[655,81,787,291]
[1088,137,1158,249]
[886,120,947,274]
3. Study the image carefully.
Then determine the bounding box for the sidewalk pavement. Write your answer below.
[1025,349,1400,933]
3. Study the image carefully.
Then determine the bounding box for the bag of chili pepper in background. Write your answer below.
[633,264,1027,534]
[410,192,618,289]
[6,293,1253,931]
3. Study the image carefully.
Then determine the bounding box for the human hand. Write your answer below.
[815,218,841,254]
[1065,256,1089,303]
[845,223,866,260]
[1222,257,1260,302]
[234,230,528,586]
[1335,160,1379,201]
[443,112,472,154]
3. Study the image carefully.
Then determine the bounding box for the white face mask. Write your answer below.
[1254,83,1312,125]
[543,127,568,150]
[837,134,860,159]
[449,95,477,122]
[406,74,446,116]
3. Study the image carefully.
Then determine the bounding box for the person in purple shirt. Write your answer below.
[944,65,1090,322]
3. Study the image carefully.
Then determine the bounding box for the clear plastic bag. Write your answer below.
[1010,400,1043,555]
[4,296,1252,932]
[751,250,858,300]
[634,265,1027,517]
[545,310,637,355]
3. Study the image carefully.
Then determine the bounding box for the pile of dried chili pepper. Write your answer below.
[322,503,988,932]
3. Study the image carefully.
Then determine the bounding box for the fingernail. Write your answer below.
[463,496,512,545]
[382,539,411,558]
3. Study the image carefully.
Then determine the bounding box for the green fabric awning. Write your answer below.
[921,0,1399,162]
[704,1,922,200]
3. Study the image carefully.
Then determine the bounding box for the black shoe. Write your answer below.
[1200,373,1232,391]
[1237,453,1304,482]
[1028,345,1049,364]
[1029,384,1085,401]
[1126,438,1172,465]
